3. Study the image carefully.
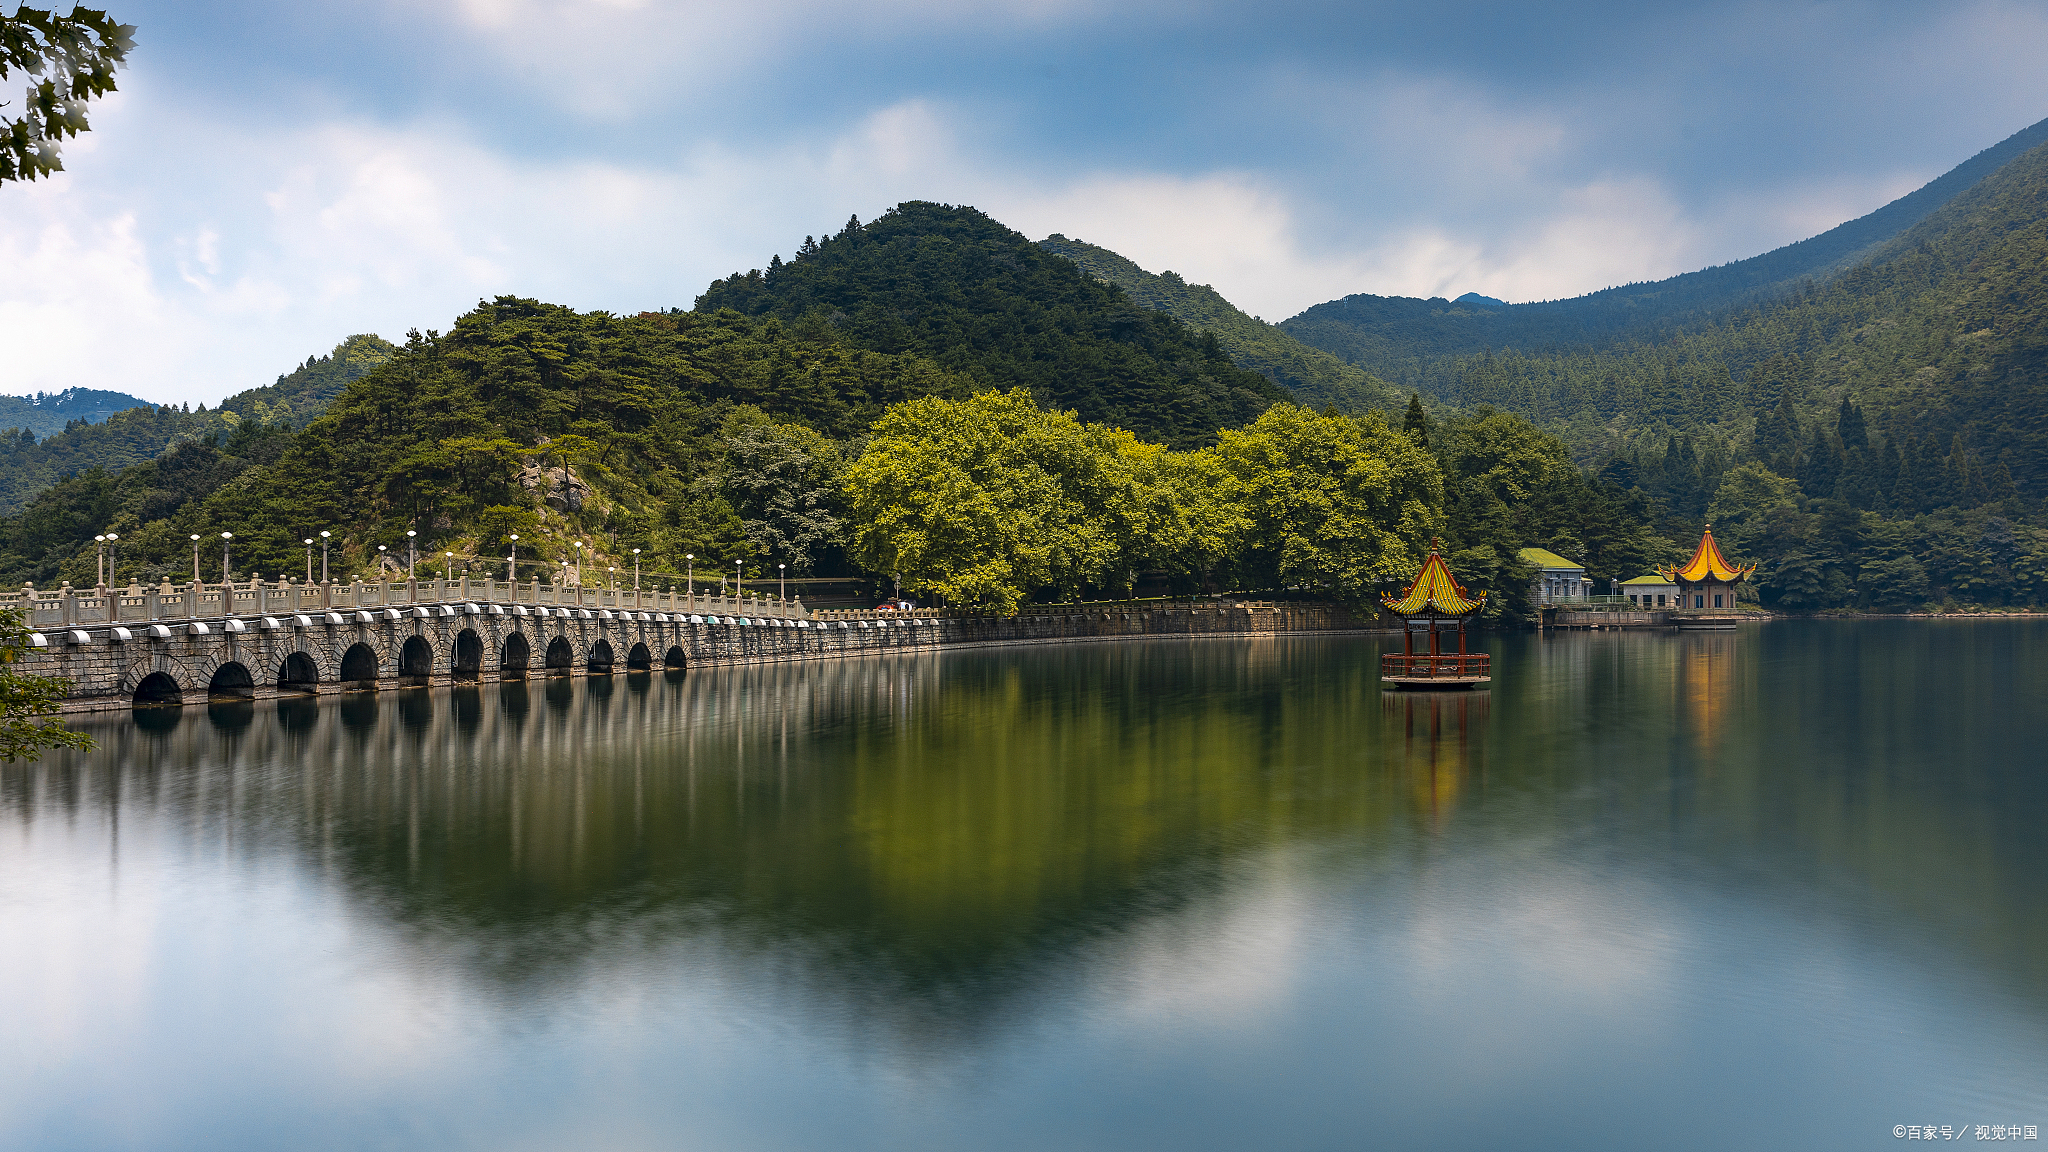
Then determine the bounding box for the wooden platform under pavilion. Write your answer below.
[1381,544,1491,690]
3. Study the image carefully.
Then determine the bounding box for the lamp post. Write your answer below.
[685,553,694,596]
[572,541,583,585]
[219,532,232,584]
[632,549,641,593]
[508,533,518,581]
[779,563,786,601]
[406,529,417,580]
[92,535,105,585]
[376,544,387,579]
[188,535,200,582]
[445,551,454,581]
[319,531,331,584]
[735,560,743,599]
[607,566,615,591]
[106,533,118,588]
[303,538,314,583]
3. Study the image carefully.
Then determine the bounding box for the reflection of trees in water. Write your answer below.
[10,624,2048,1034]
[5,639,1449,1048]
[1481,622,2048,1005]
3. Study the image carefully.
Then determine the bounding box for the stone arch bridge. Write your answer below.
[7,574,1359,710]
[10,576,922,709]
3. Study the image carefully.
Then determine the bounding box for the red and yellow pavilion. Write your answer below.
[1659,526,1756,611]
[1381,543,1490,689]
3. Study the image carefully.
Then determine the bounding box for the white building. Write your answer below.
[1519,547,1592,605]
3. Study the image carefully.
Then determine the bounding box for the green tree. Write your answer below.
[1708,462,1803,560]
[843,389,1149,611]
[1402,393,1430,446]
[703,407,846,574]
[0,606,90,762]
[474,504,539,558]
[1212,404,1441,598]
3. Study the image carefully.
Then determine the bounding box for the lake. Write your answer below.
[2,621,2044,1151]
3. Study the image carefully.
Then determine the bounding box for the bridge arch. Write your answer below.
[133,671,183,707]
[399,635,434,679]
[545,636,573,673]
[340,642,380,684]
[664,645,687,670]
[626,641,651,670]
[208,661,255,700]
[589,637,615,673]
[278,651,319,693]
[454,629,483,677]
[503,632,531,676]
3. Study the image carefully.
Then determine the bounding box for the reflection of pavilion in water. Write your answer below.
[1382,690,1489,824]
[1675,630,1740,758]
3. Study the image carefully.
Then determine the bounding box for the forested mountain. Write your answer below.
[0,286,1667,622]
[1034,234,1402,414]
[0,334,394,516]
[1372,128,2048,609]
[0,388,153,438]
[0,300,973,590]
[696,203,1287,449]
[1281,114,2048,389]
[0,404,212,516]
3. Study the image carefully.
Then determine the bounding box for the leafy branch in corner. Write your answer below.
[1,6,135,184]
[0,606,91,762]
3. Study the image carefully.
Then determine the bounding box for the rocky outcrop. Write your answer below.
[518,463,590,513]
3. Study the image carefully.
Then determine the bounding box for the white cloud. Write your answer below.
[0,6,2022,410]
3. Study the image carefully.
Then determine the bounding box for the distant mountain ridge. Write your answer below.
[0,388,155,438]
[1282,113,2048,387]
[0,335,394,515]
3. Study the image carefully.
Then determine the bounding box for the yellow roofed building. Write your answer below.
[1380,543,1490,689]
[1658,527,1755,611]
[1517,547,1591,606]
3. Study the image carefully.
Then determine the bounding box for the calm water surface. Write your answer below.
[2,622,2045,1151]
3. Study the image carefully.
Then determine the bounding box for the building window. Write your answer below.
[1714,594,1723,608]
[1694,595,1704,608]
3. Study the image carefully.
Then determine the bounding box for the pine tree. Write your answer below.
[1402,393,1429,447]
[1797,425,1841,499]
[1892,434,1924,512]
[1757,387,1801,470]
[1990,460,2019,505]
[1836,396,1868,452]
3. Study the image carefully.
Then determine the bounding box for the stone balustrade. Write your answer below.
[2,575,806,633]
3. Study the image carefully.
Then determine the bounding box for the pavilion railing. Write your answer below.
[1381,653,1491,679]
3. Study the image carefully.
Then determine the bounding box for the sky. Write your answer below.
[4,0,2048,407]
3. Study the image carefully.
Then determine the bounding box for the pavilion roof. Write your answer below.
[1659,526,1756,584]
[1383,544,1486,617]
